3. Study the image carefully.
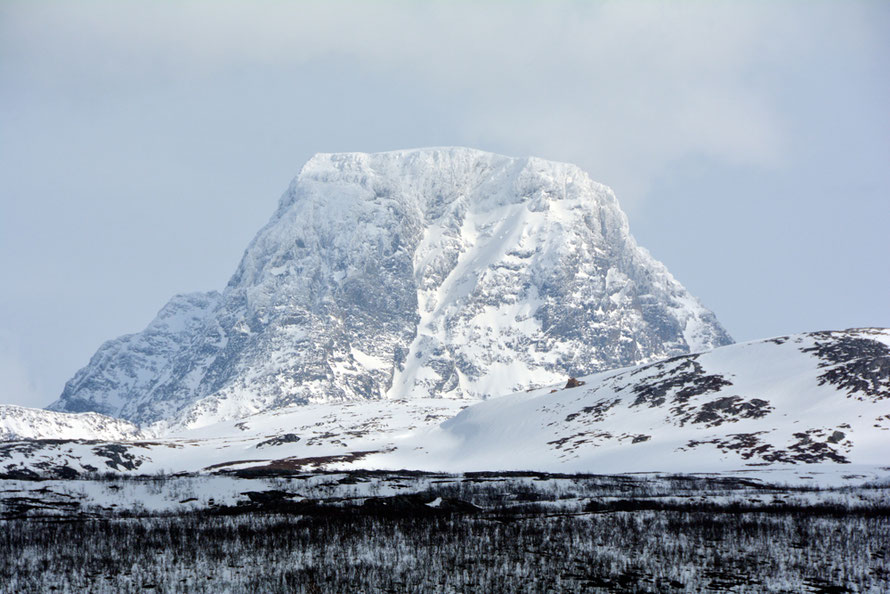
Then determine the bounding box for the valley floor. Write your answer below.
[1,471,888,592]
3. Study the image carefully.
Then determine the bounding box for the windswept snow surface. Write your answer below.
[50,148,731,427]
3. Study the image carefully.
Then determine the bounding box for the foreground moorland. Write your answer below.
[1,471,888,593]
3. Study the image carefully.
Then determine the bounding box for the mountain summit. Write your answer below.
[50,148,731,427]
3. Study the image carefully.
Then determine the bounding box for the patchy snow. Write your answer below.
[5,329,888,484]
[361,328,890,475]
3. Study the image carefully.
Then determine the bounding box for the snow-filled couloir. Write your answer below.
[49,148,732,427]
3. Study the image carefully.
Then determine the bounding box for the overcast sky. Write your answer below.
[1,1,888,408]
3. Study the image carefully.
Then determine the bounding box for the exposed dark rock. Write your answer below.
[92,444,144,471]
[630,357,732,408]
[802,332,890,401]
[241,490,298,505]
[684,428,851,464]
[827,431,846,444]
[564,398,620,423]
[565,377,585,389]
[0,467,41,480]
[255,434,301,448]
[673,396,773,428]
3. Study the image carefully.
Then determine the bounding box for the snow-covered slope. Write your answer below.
[1,399,471,478]
[375,328,890,473]
[0,405,145,441]
[7,329,887,480]
[49,148,730,427]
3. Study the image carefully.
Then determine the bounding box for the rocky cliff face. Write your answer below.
[50,148,731,427]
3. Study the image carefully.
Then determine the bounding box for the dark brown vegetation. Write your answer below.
[1,472,888,593]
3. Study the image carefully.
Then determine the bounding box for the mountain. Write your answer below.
[49,147,731,428]
[0,405,144,441]
[4,328,887,480]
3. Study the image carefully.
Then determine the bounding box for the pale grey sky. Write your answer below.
[1,1,888,407]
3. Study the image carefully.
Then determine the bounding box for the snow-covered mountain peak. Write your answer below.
[299,147,617,213]
[0,405,145,441]
[234,147,624,288]
[51,148,731,427]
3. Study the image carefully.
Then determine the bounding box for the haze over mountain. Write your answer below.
[48,148,731,428]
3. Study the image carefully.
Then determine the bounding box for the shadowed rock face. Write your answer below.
[49,148,732,427]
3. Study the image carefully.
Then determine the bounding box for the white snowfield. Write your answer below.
[49,147,731,428]
[1,328,888,483]
[375,328,890,474]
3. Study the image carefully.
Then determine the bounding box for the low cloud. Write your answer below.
[3,1,882,207]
